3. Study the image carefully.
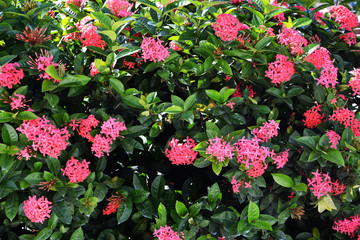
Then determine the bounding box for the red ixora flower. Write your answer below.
[206,136,235,162]
[23,196,52,223]
[153,225,184,240]
[333,215,360,237]
[277,27,308,55]
[251,120,279,142]
[16,26,51,45]
[0,62,24,89]
[61,156,91,183]
[108,0,133,18]
[103,192,126,215]
[349,68,360,95]
[212,13,249,41]
[140,37,170,62]
[303,103,325,128]
[165,137,198,165]
[326,130,341,149]
[100,117,127,140]
[328,5,359,31]
[329,107,355,128]
[303,47,331,70]
[307,169,345,199]
[265,54,296,85]
[66,0,87,8]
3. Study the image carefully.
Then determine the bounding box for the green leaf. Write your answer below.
[205,89,222,102]
[131,189,150,203]
[50,232,62,240]
[212,162,222,175]
[157,202,167,225]
[136,0,162,15]
[175,201,189,218]
[116,47,141,59]
[171,95,184,107]
[44,93,59,108]
[266,88,282,98]
[122,95,143,108]
[47,158,61,175]
[208,183,221,203]
[293,17,312,28]
[94,183,108,202]
[91,12,112,29]
[16,111,38,120]
[255,37,273,50]
[184,94,196,111]
[271,173,294,188]
[313,85,326,103]
[117,197,133,224]
[2,123,18,145]
[287,87,304,98]
[52,201,72,225]
[42,79,58,92]
[215,59,232,76]
[136,199,153,218]
[165,106,183,114]
[109,78,124,96]
[0,55,17,66]
[70,228,83,240]
[151,175,165,199]
[59,75,91,87]
[322,149,344,166]
[251,220,272,231]
[248,201,260,223]
[99,30,117,43]
[34,228,53,240]
[189,202,202,217]
[265,8,291,20]
[24,172,44,184]
[45,65,62,81]
[193,157,211,168]
[292,183,308,192]
[243,6,265,22]
[296,136,316,150]
[135,17,156,35]
[206,122,221,138]
[5,192,18,221]
[0,112,13,123]
[250,105,271,114]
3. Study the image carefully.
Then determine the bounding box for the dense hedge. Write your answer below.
[0,0,360,239]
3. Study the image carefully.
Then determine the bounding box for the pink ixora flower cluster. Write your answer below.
[17,116,70,158]
[328,5,359,46]
[153,225,184,240]
[211,13,249,41]
[206,136,234,162]
[140,37,170,62]
[333,215,360,238]
[307,169,345,199]
[61,156,91,183]
[16,26,51,45]
[0,62,24,88]
[23,196,52,223]
[235,137,273,178]
[90,62,100,76]
[66,0,87,7]
[165,137,198,165]
[329,107,355,128]
[270,0,287,23]
[278,27,308,55]
[251,120,279,142]
[103,192,126,215]
[349,68,360,96]
[1,93,30,111]
[303,103,325,128]
[231,176,251,193]
[272,150,289,169]
[108,0,133,18]
[326,130,341,149]
[304,47,331,70]
[27,49,62,83]
[265,54,296,85]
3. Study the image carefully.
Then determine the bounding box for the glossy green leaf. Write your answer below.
[271,173,294,188]
[248,201,260,223]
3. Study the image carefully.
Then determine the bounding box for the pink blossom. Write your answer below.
[23,196,52,223]
[328,5,358,31]
[0,62,24,88]
[244,181,251,188]
[165,137,198,165]
[303,103,325,128]
[16,27,51,45]
[270,0,287,23]
[349,68,360,95]
[153,225,184,240]
[316,63,338,88]
[108,0,133,18]
[17,117,70,158]
[231,176,241,193]
[27,49,62,83]
[169,41,183,51]
[278,27,308,55]
[15,146,36,161]
[329,107,355,128]
[340,32,357,46]
[265,54,296,85]
[251,120,279,142]
[100,117,127,140]
[103,192,126,215]
[333,215,360,237]
[80,24,106,50]
[90,62,100,76]
[273,150,289,169]
[66,0,87,7]
[326,130,341,149]
[91,134,112,158]
[307,170,333,199]
[351,119,360,137]
[8,93,28,110]
[304,47,331,70]
[226,101,235,109]
[61,156,91,183]
[140,37,170,62]
[206,136,234,162]
[212,13,249,41]
[78,115,100,142]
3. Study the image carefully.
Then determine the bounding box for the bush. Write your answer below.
[0,0,360,239]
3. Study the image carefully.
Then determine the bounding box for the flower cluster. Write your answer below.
[16,27,51,45]
[90,62,100,76]
[303,103,324,128]
[140,37,170,62]
[251,120,279,142]
[66,0,87,7]
[165,137,198,165]
[316,63,338,88]
[23,196,52,223]
[278,27,308,55]
[27,49,61,83]
[273,150,289,169]
[7,93,28,110]
[0,62,24,88]
[17,117,70,158]
[91,135,112,158]
[153,225,184,240]
[169,41,183,51]
[235,137,273,178]
[75,115,100,141]
[265,54,296,85]
[108,0,133,18]
[100,117,127,140]
[333,215,360,237]
[352,119,360,137]
[212,13,249,41]
[326,130,341,149]
[61,157,91,183]
[307,170,345,199]
[206,136,234,162]
[349,68,360,95]
[304,47,331,70]
[231,176,251,193]
[80,24,107,50]
[270,0,287,22]
[103,192,126,215]
[329,107,355,128]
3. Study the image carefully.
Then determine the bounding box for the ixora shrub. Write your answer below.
[1,0,360,239]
